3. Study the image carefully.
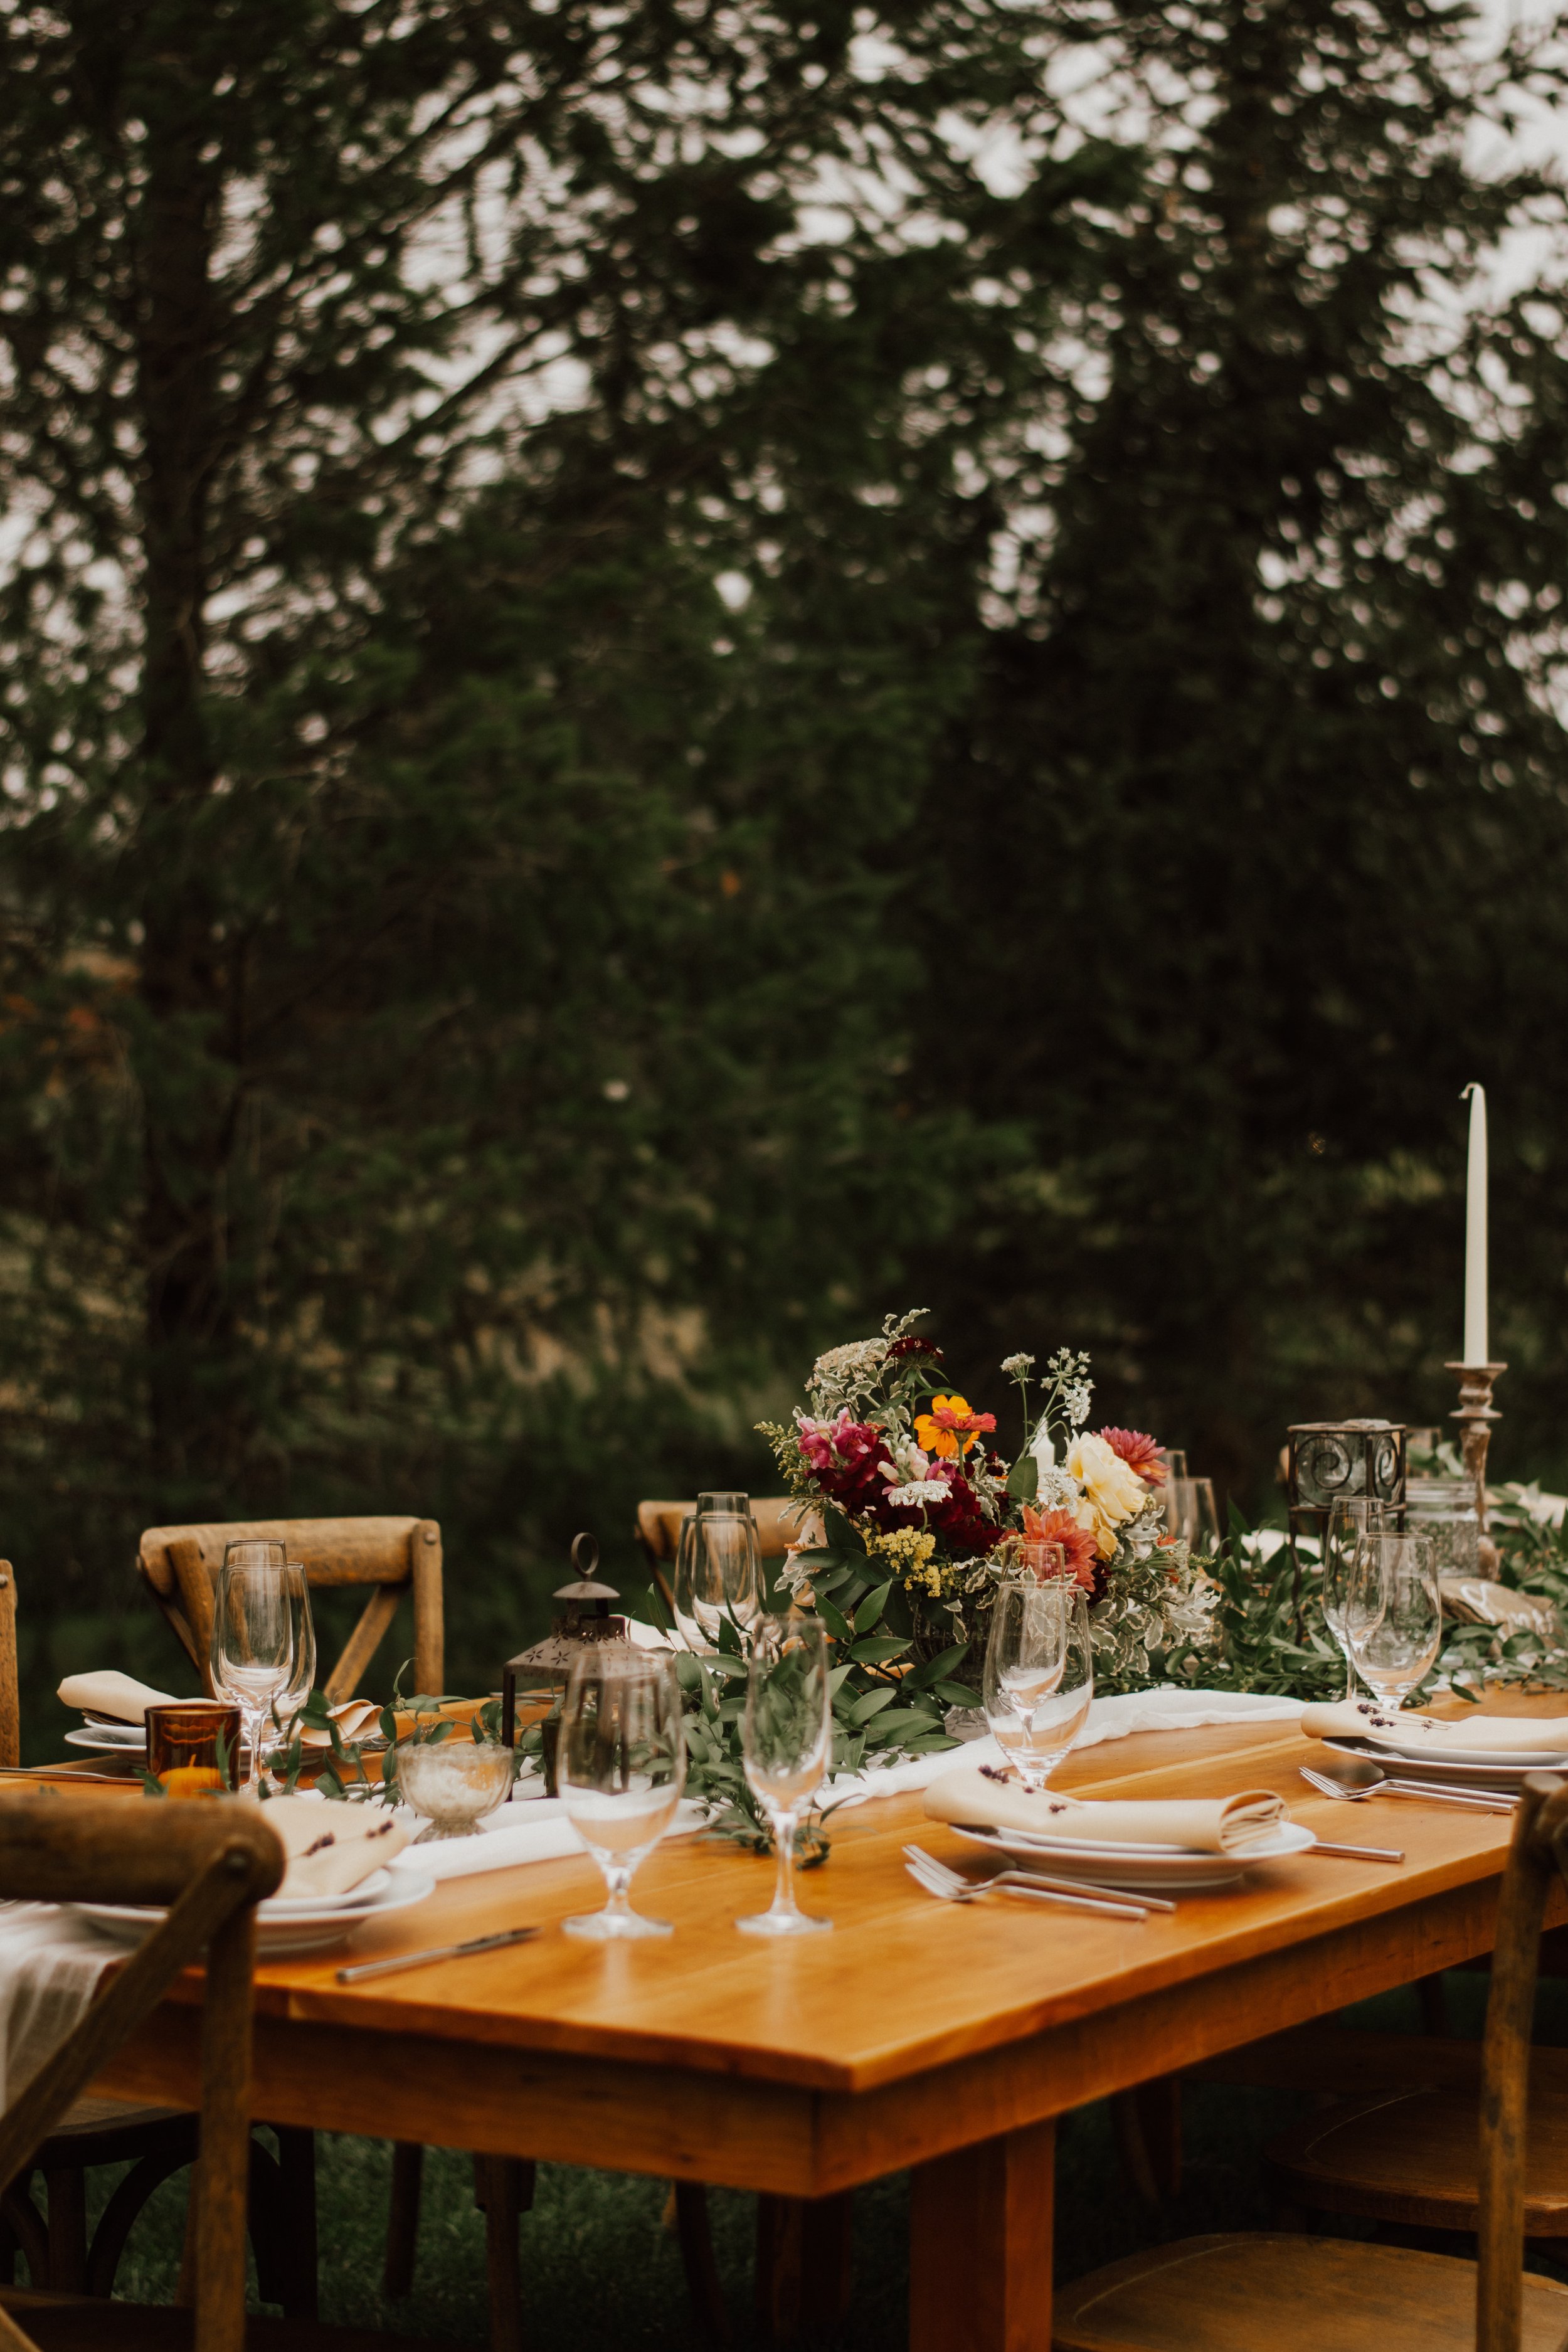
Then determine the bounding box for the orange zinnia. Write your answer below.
[913,1392,997,1459]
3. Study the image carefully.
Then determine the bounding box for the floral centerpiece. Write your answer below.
[758,1310,1222,1745]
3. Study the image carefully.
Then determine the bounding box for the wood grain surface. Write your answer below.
[78,1703,1565,2191]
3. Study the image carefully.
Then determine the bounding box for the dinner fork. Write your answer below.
[1298,1764,1515,1814]
[903,1845,1157,1920]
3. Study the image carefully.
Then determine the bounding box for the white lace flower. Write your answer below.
[884,1480,954,1508]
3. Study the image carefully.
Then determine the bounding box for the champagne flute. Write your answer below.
[674,1500,762,1651]
[738,1615,833,1937]
[262,1563,317,1783]
[1322,1499,1386,1700]
[558,1647,686,1939]
[983,1577,1093,1789]
[1345,1530,1441,1709]
[209,1540,294,1794]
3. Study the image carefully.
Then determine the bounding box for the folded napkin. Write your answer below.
[1302,1698,1568,1756]
[57,1671,178,1725]
[260,1794,411,1899]
[924,1763,1287,1852]
[295,1698,381,1751]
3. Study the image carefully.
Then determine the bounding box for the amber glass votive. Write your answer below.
[146,1702,241,1797]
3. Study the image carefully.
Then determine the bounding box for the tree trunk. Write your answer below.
[130,67,238,1500]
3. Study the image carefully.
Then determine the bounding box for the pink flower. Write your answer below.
[1096,1427,1166,1486]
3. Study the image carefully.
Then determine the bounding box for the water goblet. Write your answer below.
[1322,1498,1387,1699]
[1345,1530,1441,1709]
[209,1540,293,1794]
[983,1576,1093,1789]
[738,1615,833,1937]
[558,1647,686,1939]
[674,1498,762,1651]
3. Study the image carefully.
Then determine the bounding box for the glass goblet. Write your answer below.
[558,1647,686,1939]
[209,1540,292,1794]
[738,1614,833,1937]
[1322,1498,1387,1700]
[1345,1530,1441,1710]
[674,1504,761,1651]
[983,1577,1093,1789]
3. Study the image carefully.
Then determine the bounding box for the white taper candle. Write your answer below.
[1462,1081,1488,1366]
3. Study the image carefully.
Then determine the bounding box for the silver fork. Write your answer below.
[1298,1765,1515,1815]
[903,1844,1158,1920]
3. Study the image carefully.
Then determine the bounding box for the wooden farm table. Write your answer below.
[81,1702,1564,2351]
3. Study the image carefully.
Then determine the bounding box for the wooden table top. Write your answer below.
[172,1698,1557,2098]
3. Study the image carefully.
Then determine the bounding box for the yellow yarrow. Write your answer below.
[871,1525,942,1597]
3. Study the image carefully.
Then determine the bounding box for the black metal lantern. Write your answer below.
[498,1533,628,1751]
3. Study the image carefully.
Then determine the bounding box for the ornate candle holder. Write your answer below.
[1443,1360,1507,1574]
[1285,1419,1408,1634]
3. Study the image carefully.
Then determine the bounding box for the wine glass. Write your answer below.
[209,1540,294,1794]
[1167,1476,1220,1551]
[983,1578,1094,1789]
[1322,1499,1387,1699]
[1345,1530,1441,1709]
[674,1500,762,1651]
[738,1615,833,1937]
[262,1563,317,1783]
[557,1647,686,1939]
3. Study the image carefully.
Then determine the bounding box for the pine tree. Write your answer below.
[915,0,1568,1490]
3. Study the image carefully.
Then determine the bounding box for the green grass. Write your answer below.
[50,1969,1567,2344]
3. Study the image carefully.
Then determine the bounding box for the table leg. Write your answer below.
[909,2119,1054,2352]
[756,2190,854,2339]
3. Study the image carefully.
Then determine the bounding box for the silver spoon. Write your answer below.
[1300,1762,1515,1814]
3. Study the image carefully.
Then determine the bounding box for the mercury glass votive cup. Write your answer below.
[395,1739,515,1841]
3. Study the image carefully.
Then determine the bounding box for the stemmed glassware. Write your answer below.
[674,1495,762,1651]
[983,1572,1094,1789]
[209,1540,294,1794]
[1321,1499,1387,1699]
[738,1615,834,1937]
[261,1562,317,1783]
[557,1647,687,1939]
[1344,1530,1441,1710]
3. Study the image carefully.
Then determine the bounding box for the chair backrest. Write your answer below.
[1479,1770,1568,2351]
[0,1792,281,2352]
[0,1562,17,1771]
[137,1517,443,1703]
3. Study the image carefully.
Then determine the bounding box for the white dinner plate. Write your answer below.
[955,1820,1316,1891]
[1323,1735,1565,1787]
[69,1869,435,1959]
[65,1728,146,1756]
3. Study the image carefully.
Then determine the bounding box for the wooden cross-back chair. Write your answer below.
[0,1562,316,2318]
[0,1793,280,2352]
[136,1518,443,1702]
[1054,1771,1568,2352]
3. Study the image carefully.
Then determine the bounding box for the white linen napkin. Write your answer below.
[0,1903,118,2107]
[260,1794,411,1898]
[923,1764,1286,1851]
[825,1687,1302,1808]
[1301,1698,1568,1756]
[56,1672,178,1725]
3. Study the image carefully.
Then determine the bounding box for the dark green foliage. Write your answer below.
[4,0,1568,1735]
[911,0,1568,1496]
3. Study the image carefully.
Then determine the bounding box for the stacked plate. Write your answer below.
[65,1715,147,1758]
[955,1820,1316,1892]
[69,1867,436,1958]
[1323,1732,1568,1794]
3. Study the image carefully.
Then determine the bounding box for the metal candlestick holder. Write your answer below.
[1443,1360,1507,1575]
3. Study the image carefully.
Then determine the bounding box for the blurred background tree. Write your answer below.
[1,0,1566,1736]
